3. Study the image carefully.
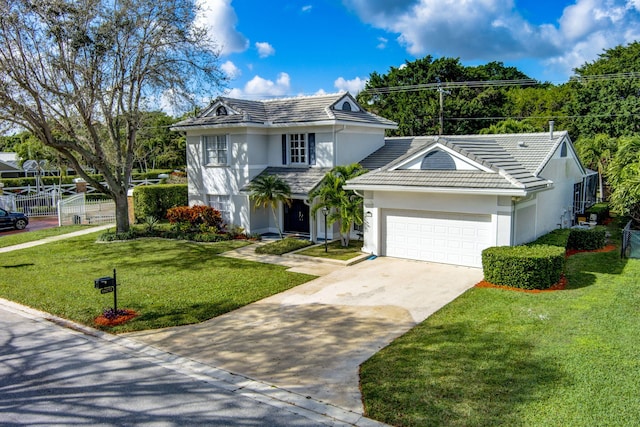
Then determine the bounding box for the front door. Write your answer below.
[284,199,310,234]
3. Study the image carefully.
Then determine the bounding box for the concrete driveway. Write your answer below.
[126,256,483,414]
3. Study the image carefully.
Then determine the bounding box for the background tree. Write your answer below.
[357,57,532,136]
[607,136,640,223]
[310,164,367,247]
[566,42,640,139]
[0,0,224,232]
[134,111,186,171]
[575,134,617,202]
[248,174,292,239]
[479,119,538,134]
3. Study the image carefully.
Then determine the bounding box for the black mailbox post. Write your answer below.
[94,269,118,312]
[94,277,115,289]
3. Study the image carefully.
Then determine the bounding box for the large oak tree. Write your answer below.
[0,0,224,232]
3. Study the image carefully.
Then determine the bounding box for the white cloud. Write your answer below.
[220,60,241,79]
[255,42,276,58]
[376,36,388,49]
[334,76,368,94]
[228,73,291,98]
[195,0,249,55]
[342,0,640,73]
[302,5,313,12]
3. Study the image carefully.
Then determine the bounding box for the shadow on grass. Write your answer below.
[565,246,628,290]
[361,320,564,426]
[2,263,35,268]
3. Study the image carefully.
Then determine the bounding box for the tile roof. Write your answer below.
[242,167,331,196]
[350,132,572,193]
[172,93,397,130]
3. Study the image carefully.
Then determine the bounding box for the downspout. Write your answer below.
[511,197,517,246]
[333,125,346,166]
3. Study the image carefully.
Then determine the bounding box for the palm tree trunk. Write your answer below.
[272,204,283,239]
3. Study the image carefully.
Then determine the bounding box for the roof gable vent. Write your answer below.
[421,150,456,170]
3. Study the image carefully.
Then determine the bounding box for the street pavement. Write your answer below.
[0,300,382,426]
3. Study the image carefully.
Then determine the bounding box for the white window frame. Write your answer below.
[208,195,231,224]
[203,134,228,165]
[289,133,307,165]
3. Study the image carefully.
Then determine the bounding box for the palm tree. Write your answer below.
[575,134,617,202]
[248,174,291,238]
[310,163,367,247]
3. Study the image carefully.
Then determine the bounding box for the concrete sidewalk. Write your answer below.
[0,224,113,253]
[126,255,483,413]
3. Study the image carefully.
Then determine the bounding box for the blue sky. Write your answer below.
[196,0,640,99]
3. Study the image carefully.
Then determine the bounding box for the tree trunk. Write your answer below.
[114,188,130,233]
[272,205,283,239]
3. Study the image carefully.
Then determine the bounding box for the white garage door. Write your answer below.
[383,209,493,267]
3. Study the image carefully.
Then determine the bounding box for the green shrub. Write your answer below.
[482,245,565,290]
[567,227,606,250]
[255,238,313,255]
[527,228,571,248]
[133,184,187,222]
[585,203,609,223]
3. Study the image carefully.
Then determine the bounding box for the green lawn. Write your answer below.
[0,232,315,333]
[0,225,90,248]
[360,242,640,426]
[296,239,364,260]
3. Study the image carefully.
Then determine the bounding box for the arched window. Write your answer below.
[421,150,456,170]
[560,141,567,157]
[341,102,352,111]
[216,106,228,116]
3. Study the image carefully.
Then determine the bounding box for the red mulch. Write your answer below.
[476,244,616,293]
[475,275,567,293]
[565,244,617,257]
[94,309,138,327]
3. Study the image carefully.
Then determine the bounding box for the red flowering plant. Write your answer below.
[166,205,224,232]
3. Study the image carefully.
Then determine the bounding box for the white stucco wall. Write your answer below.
[334,128,385,166]
[513,137,585,244]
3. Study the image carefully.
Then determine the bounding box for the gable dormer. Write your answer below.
[200,99,240,118]
[331,94,361,113]
[391,143,494,172]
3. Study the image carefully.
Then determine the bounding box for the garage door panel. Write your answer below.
[383,209,492,268]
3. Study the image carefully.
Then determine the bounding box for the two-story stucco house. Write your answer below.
[171,92,397,242]
[174,93,595,268]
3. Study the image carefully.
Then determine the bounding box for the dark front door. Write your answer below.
[283,199,310,234]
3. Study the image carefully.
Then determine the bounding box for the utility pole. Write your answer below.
[436,79,449,136]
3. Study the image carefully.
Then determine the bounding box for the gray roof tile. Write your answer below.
[352,132,568,192]
[242,167,331,195]
[173,93,397,130]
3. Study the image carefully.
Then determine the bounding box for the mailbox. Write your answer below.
[94,276,115,289]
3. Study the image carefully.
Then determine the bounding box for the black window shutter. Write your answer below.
[281,134,287,165]
[308,133,316,165]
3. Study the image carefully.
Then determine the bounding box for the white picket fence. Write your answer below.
[58,193,116,226]
[0,191,59,217]
[3,179,161,197]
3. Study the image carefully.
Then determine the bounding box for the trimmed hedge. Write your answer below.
[133,184,187,222]
[585,203,609,224]
[481,245,565,290]
[567,227,606,250]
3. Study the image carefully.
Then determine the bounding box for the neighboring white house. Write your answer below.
[175,92,595,268]
[345,130,593,267]
[171,92,397,242]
